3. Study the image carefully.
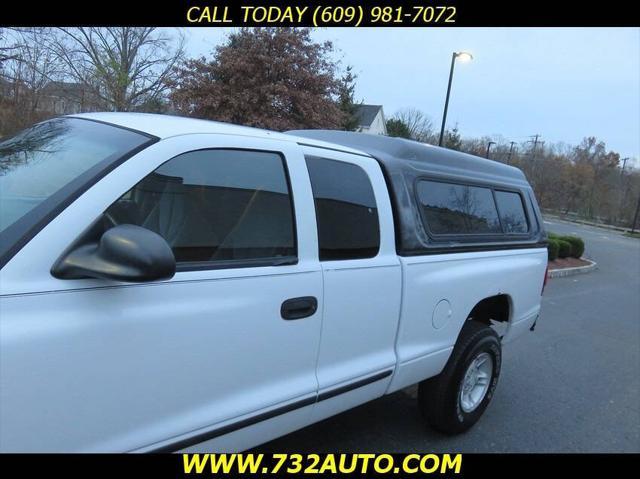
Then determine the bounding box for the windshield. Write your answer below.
[0,118,154,265]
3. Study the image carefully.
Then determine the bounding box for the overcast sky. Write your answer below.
[184,27,640,162]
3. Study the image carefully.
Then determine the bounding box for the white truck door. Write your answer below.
[300,146,402,421]
[0,134,323,452]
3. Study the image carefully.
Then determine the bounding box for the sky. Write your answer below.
[184,27,640,162]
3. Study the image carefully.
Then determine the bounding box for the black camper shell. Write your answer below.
[288,130,547,256]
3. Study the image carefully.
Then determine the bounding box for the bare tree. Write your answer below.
[0,28,66,135]
[0,28,20,67]
[3,29,63,106]
[50,27,185,111]
[393,108,436,143]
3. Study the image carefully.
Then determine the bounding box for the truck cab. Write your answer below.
[0,113,547,452]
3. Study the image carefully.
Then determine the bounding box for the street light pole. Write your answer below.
[438,51,472,147]
[485,141,496,159]
[620,157,630,178]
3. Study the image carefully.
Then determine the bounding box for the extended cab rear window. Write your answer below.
[417,180,529,238]
[305,156,380,261]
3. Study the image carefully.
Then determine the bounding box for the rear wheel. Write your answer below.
[418,321,501,434]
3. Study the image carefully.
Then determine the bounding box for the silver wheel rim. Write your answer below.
[459,352,493,413]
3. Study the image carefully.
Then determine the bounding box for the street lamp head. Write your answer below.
[455,51,473,62]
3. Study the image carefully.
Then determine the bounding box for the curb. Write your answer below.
[548,259,597,278]
[543,214,631,233]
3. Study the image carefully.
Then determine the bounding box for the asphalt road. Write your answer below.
[261,219,640,452]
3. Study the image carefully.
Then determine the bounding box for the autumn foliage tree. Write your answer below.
[170,28,351,131]
[448,130,638,226]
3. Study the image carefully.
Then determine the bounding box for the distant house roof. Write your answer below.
[0,77,18,92]
[355,104,383,128]
[41,81,93,98]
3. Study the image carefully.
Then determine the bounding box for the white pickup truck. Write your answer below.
[0,113,548,452]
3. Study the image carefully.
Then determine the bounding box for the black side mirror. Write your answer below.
[52,224,176,283]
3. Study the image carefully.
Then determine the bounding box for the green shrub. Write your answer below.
[548,232,560,240]
[547,239,559,261]
[560,235,585,258]
[557,239,572,258]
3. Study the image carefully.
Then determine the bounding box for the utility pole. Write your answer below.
[527,135,542,190]
[618,157,630,225]
[485,141,496,159]
[507,141,517,164]
[538,141,545,153]
[529,134,541,161]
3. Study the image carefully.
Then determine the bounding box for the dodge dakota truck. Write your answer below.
[0,113,548,452]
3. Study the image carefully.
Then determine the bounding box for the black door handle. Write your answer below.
[281,296,318,320]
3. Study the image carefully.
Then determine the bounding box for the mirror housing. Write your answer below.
[52,224,176,282]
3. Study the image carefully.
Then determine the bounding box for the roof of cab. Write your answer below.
[71,112,284,139]
[72,113,528,187]
[69,112,371,157]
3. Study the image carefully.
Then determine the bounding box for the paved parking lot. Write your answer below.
[261,220,640,452]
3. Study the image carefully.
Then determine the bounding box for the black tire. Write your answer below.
[418,321,501,434]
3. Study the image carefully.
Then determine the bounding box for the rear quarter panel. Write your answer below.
[388,247,547,393]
